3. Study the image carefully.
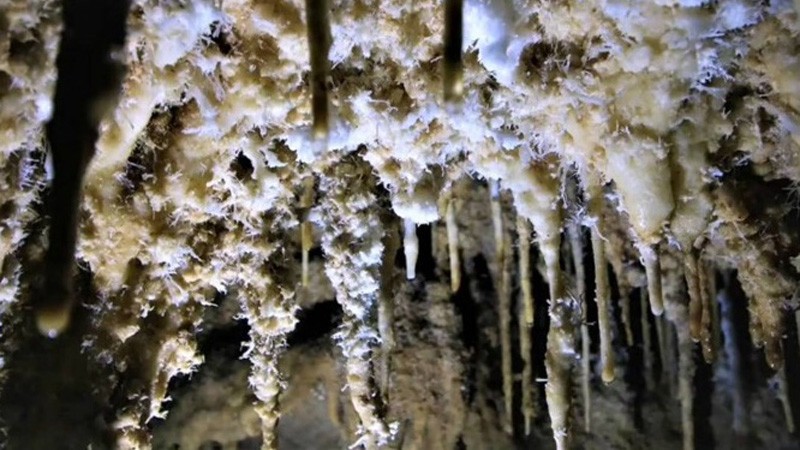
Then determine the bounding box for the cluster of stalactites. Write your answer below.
[374,160,794,449]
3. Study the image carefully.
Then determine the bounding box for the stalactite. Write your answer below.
[655,313,668,387]
[403,219,419,280]
[491,183,513,434]
[719,281,747,434]
[517,215,536,435]
[318,159,393,448]
[777,366,795,434]
[640,289,654,390]
[500,233,513,434]
[665,259,696,450]
[241,282,297,450]
[306,0,331,139]
[567,222,591,432]
[642,246,665,316]
[378,220,400,399]
[698,257,716,363]
[518,217,534,326]
[585,175,614,383]
[518,281,535,436]
[543,233,572,450]
[685,252,703,343]
[510,162,574,450]
[708,266,721,365]
[300,176,315,288]
[491,182,505,263]
[621,291,634,347]
[446,198,461,293]
[663,316,679,394]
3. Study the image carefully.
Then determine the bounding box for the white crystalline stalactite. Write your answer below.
[663,256,695,450]
[403,219,418,280]
[670,122,714,355]
[697,258,716,363]
[584,172,614,383]
[685,252,704,343]
[490,181,513,434]
[567,221,591,431]
[316,158,393,448]
[506,161,574,450]
[240,279,298,450]
[605,141,674,317]
[517,216,535,435]
[446,198,461,293]
[378,219,400,398]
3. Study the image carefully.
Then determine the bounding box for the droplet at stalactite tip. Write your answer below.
[306,0,331,140]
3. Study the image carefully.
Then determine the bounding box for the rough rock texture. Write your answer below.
[1,0,800,449]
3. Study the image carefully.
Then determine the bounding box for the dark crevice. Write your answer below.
[286,300,342,347]
[693,347,715,449]
[231,151,254,181]
[467,254,504,419]
[121,139,155,199]
[1,262,113,449]
[417,224,437,281]
[529,248,550,424]
[784,309,800,440]
[625,288,646,431]
[452,255,480,405]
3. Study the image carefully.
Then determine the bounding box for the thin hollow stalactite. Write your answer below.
[685,252,703,342]
[640,289,654,390]
[300,176,315,287]
[442,0,463,102]
[378,221,400,399]
[403,219,419,280]
[446,198,461,292]
[777,365,795,434]
[567,222,591,432]
[306,0,331,139]
[518,217,534,326]
[491,183,513,434]
[643,247,665,316]
[655,313,668,387]
[663,316,679,394]
[708,267,721,364]
[38,0,132,337]
[584,172,614,383]
[677,311,695,450]
[698,257,716,363]
[517,215,536,435]
[518,282,535,436]
[491,182,504,263]
[500,229,513,435]
[591,230,614,383]
[621,291,634,346]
